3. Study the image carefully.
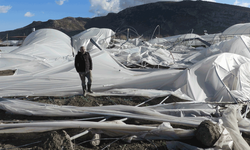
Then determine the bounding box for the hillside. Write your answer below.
[1,1,250,40]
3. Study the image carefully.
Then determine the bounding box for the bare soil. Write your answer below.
[0,70,15,76]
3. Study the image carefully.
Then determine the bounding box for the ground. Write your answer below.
[0,70,250,149]
[0,95,190,150]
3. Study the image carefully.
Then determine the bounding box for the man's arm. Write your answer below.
[74,55,80,72]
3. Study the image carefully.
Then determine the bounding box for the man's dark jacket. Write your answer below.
[75,51,93,73]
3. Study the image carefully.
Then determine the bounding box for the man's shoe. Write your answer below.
[83,90,87,96]
[87,84,93,93]
[82,84,87,96]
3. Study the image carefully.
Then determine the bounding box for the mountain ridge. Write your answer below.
[1,1,250,40]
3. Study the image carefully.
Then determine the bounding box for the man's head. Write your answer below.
[80,46,86,54]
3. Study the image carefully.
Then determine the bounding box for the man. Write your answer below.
[75,46,93,96]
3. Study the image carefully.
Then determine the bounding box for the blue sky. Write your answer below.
[0,0,249,32]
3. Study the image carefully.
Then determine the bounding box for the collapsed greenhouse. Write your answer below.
[0,24,250,149]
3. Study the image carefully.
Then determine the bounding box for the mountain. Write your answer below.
[0,17,90,40]
[1,1,250,40]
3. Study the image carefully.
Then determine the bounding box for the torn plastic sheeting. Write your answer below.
[221,105,250,150]
[0,98,216,116]
[147,102,216,117]
[104,53,250,103]
[71,27,114,54]
[0,49,241,103]
[83,109,206,127]
[183,35,250,64]
[90,88,174,98]
[0,120,193,142]
[12,29,72,59]
[107,46,176,67]
[0,120,155,134]
[0,98,214,118]
[230,62,250,101]
[1,29,250,103]
[0,98,212,128]
[0,121,196,143]
[213,126,233,150]
[91,88,194,100]
[91,122,195,141]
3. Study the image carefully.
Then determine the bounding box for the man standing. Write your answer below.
[75,46,93,96]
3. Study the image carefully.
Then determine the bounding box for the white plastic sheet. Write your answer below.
[0,28,250,103]
[222,23,250,36]
[183,35,250,63]
[1,98,249,149]
[71,27,114,54]
[12,29,73,59]
[221,105,250,150]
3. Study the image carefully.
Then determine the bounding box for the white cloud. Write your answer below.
[240,2,250,7]
[234,0,240,5]
[0,5,12,13]
[89,0,250,17]
[89,0,120,16]
[56,0,67,5]
[24,12,35,17]
[234,0,250,7]
[89,0,183,16]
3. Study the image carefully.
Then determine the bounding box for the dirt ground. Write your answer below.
[0,70,15,76]
[0,70,250,150]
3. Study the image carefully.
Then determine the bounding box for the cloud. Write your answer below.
[89,0,250,17]
[234,0,240,5]
[89,0,183,16]
[24,12,35,17]
[56,0,67,5]
[0,5,12,13]
[89,0,120,16]
[241,3,250,7]
[234,0,250,7]
[89,0,220,16]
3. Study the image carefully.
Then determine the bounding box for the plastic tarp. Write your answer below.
[176,33,205,46]
[71,27,114,54]
[0,98,215,118]
[1,28,250,149]
[147,33,206,47]
[179,53,250,102]
[183,35,250,63]
[106,46,177,67]
[221,105,250,150]
[0,46,18,53]
[0,98,250,149]
[11,29,73,59]
[110,53,250,102]
[1,29,250,102]
[222,23,250,36]
[200,33,222,44]
[0,98,215,134]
